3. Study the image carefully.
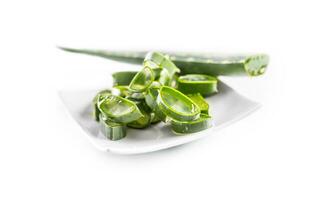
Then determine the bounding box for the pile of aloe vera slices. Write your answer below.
[93,52,219,140]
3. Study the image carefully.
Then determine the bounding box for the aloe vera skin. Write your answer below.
[59,47,268,77]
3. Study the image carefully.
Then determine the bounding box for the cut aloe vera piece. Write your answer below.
[145,86,160,110]
[99,114,126,140]
[145,86,167,122]
[156,86,200,121]
[92,90,111,121]
[150,112,161,124]
[187,93,209,114]
[112,71,138,86]
[170,114,212,135]
[135,99,152,113]
[144,52,180,77]
[112,85,130,97]
[177,74,218,96]
[150,81,162,88]
[127,110,151,129]
[152,68,162,80]
[60,47,269,77]
[127,100,152,129]
[158,69,171,86]
[129,67,155,92]
[98,94,143,123]
[153,104,167,122]
[127,92,145,100]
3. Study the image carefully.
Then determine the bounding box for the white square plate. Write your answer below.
[59,82,260,154]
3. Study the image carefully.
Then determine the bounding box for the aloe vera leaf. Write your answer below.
[99,114,126,140]
[129,67,155,92]
[156,86,200,121]
[170,114,212,134]
[187,93,209,115]
[92,89,111,121]
[59,47,269,76]
[177,74,218,96]
[98,94,143,123]
[112,71,138,86]
[144,52,180,77]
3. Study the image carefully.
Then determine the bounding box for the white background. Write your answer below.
[1,0,320,199]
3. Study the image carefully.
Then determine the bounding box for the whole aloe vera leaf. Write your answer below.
[59,47,269,76]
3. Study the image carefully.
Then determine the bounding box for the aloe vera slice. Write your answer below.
[145,86,167,122]
[152,68,162,79]
[177,74,218,96]
[158,69,171,86]
[112,71,138,86]
[156,86,200,121]
[144,52,180,77]
[126,99,152,129]
[129,67,154,92]
[187,93,209,114]
[92,90,111,121]
[150,112,161,124]
[170,114,212,135]
[127,92,145,100]
[98,94,143,123]
[112,85,130,97]
[99,114,126,140]
[60,47,269,77]
[145,85,160,110]
[127,109,151,129]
